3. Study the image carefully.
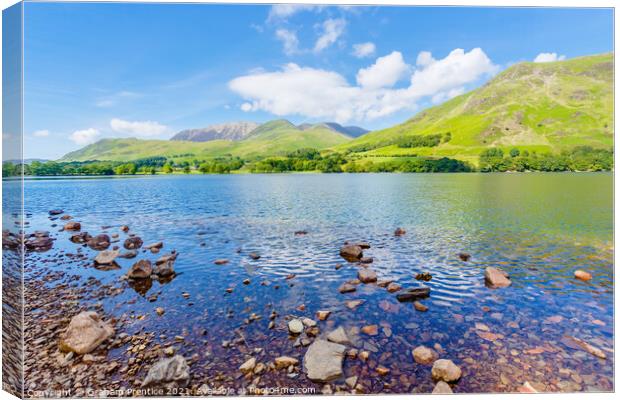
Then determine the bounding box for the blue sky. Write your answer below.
[22,3,613,159]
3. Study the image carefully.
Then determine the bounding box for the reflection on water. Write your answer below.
[20,173,613,393]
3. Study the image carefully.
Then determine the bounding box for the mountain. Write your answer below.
[334,53,613,164]
[59,119,351,162]
[298,122,369,137]
[170,121,259,142]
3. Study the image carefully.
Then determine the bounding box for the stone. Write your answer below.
[118,250,138,259]
[141,355,190,389]
[49,209,64,215]
[433,381,453,394]
[566,336,606,359]
[358,268,377,283]
[59,312,114,354]
[359,257,374,264]
[70,232,91,244]
[303,339,346,382]
[414,301,428,312]
[345,376,358,388]
[154,255,176,277]
[412,346,437,364]
[458,252,471,261]
[302,318,317,327]
[431,359,462,382]
[361,325,378,336]
[64,221,81,231]
[484,267,511,288]
[358,351,370,361]
[340,244,363,261]
[128,260,153,279]
[214,259,229,265]
[274,356,298,369]
[415,272,432,281]
[239,357,256,374]
[327,327,350,345]
[145,241,164,250]
[518,382,538,393]
[386,282,401,293]
[574,270,592,281]
[123,236,143,250]
[394,227,406,236]
[345,300,365,309]
[121,225,130,232]
[376,366,390,376]
[87,234,110,251]
[396,286,431,302]
[94,250,119,266]
[156,307,165,316]
[339,283,356,293]
[288,319,304,334]
[316,310,331,321]
[249,252,261,260]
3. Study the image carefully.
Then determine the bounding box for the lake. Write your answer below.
[17,173,614,394]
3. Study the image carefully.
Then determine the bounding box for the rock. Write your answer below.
[154,256,176,277]
[87,234,110,250]
[358,351,369,361]
[316,310,331,321]
[249,252,261,260]
[303,339,346,382]
[484,267,512,288]
[25,235,54,251]
[70,232,91,244]
[396,285,431,302]
[274,356,298,369]
[376,366,390,376]
[361,325,378,336]
[294,230,308,235]
[359,257,373,264]
[254,362,266,375]
[340,244,363,261]
[574,270,592,281]
[431,359,462,382]
[141,355,190,389]
[123,236,143,250]
[354,242,371,249]
[121,225,130,232]
[345,300,365,309]
[565,336,606,359]
[156,307,165,316]
[413,301,428,312]
[327,327,350,345]
[433,381,453,394]
[60,215,72,220]
[288,319,304,334]
[94,250,119,266]
[145,241,164,250]
[386,282,401,293]
[339,283,356,293]
[394,227,406,236]
[64,221,81,231]
[239,357,256,374]
[415,272,432,281]
[59,311,114,354]
[128,260,153,279]
[412,346,437,364]
[458,252,471,261]
[214,259,229,265]
[518,382,538,393]
[243,278,250,285]
[156,252,177,265]
[345,376,358,388]
[49,209,64,215]
[302,318,317,327]
[118,250,138,259]
[358,268,377,283]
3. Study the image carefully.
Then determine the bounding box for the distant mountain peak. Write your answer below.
[298,122,369,138]
[170,121,259,142]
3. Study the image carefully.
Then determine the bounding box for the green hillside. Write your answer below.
[59,119,351,162]
[335,53,613,165]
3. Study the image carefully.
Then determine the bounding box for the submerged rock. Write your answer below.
[239,357,256,374]
[517,382,538,393]
[431,359,462,382]
[49,209,64,216]
[574,270,592,281]
[141,355,190,389]
[59,311,114,354]
[214,259,229,265]
[303,339,346,382]
[484,267,512,288]
[394,227,406,236]
[386,282,401,293]
[412,346,437,364]
[340,244,363,261]
[339,283,356,293]
[358,268,377,283]
[361,325,378,336]
[433,381,453,394]
[396,285,430,302]
[316,310,331,321]
[564,336,606,359]
[414,301,428,312]
[123,236,143,250]
[327,327,350,345]
[128,259,153,279]
[415,272,432,281]
[274,356,298,369]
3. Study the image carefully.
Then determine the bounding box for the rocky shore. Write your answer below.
[6,211,614,397]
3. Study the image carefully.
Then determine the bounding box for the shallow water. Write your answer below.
[19,173,614,393]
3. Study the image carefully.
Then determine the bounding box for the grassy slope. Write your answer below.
[334,53,613,165]
[60,120,351,162]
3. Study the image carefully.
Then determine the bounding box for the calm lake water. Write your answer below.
[20,173,614,393]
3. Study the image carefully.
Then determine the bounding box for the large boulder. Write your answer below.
[154,254,176,277]
[484,267,511,288]
[303,339,346,382]
[340,244,363,262]
[431,359,462,382]
[87,234,110,251]
[128,260,153,279]
[59,311,114,354]
[396,285,430,302]
[141,355,190,389]
[124,236,143,250]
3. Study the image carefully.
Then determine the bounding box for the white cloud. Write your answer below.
[533,52,566,63]
[33,129,50,138]
[70,128,100,146]
[268,4,322,21]
[229,48,498,124]
[275,29,300,56]
[110,118,168,137]
[356,51,409,89]
[314,18,346,53]
[352,42,376,58]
